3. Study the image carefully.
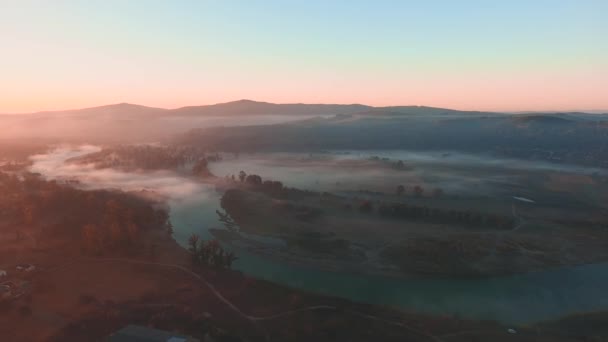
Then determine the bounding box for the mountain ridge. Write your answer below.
[3,100,607,117]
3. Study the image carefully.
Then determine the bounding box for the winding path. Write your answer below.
[43,257,444,341]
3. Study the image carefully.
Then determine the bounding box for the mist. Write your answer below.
[208,150,606,199]
[1,112,330,143]
[27,145,228,246]
[29,146,211,199]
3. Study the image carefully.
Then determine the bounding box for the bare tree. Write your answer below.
[433,188,444,198]
[396,185,405,196]
[413,185,424,197]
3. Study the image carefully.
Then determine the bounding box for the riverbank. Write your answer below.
[211,228,410,279]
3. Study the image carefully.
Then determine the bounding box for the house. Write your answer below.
[0,284,11,300]
[0,280,30,299]
[105,325,200,342]
[16,264,35,272]
[0,281,16,300]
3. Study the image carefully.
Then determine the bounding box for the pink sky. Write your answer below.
[1,1,606,114]
[3,67,606,113]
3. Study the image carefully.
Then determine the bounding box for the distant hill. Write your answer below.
[2,100,607,148]
[373,106,495,116]
[27,103,167,119]
[174,109,608,167]
[169,99,372,116]
[4,100,501,118]
[510,115,574,125]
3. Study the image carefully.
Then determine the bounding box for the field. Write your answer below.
[211,152,608,278]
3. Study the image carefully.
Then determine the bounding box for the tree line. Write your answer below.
[374,202,514,229]
[69,145,221,171]
[223,170,287,198]
[219,170,515,230]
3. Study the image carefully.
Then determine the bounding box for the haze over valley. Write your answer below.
[2,1,608,341]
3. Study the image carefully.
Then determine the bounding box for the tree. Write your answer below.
[214,249,225,267]
[127,222,140,244]
[413,185,424,197]
[188,236,237,269]
[105,199,122,219]
[192,158,211,177]
[188,234,199,253]
[109,222,124,246]
[433,188,444,198]
[155,209,169,226]
[149,243,158,259]
[396,185,405,196]
[14,227,22,241]
[82,224,102,254]
[262,180,284,197]
[21,204,35,225]
[225,251,238,268]
[238,170,247,182]
[359,201,373,213]
[245,174,262,185]
[201,240,221,265]
[188,234,200,264]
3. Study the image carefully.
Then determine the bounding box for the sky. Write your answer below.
[0,0,606,113]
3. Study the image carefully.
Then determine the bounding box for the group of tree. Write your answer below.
[0,142,47,162]
[395,185,443,198]
[373,201,514,229]
[396,185,405,196]
[245,174,262,185]
[191,158,212,177]
[68,145,221,171]
[358,200,373,213]
[368,156,408,170]
[0,171,171,255]
[226,171,287,198]
[187,234,237,269]
[238,170,247,182]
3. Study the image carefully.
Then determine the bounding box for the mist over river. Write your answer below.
[29,146,608,324]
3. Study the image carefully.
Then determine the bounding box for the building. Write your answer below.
[0,284,11,300]
[16,264,35,272]
[105,325,200,342]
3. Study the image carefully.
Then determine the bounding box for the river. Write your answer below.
[30,147,608,324]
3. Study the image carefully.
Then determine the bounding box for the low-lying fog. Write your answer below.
[29,146,223,244]
[30,146,606,221]
[29,145,202,197]
[209,150,605,200]
[1,114,332,143]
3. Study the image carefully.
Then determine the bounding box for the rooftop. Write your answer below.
[105,325,199,342]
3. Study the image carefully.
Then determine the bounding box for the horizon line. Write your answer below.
[2,99,607,115]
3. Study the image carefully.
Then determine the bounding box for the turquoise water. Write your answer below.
[170,193,608,324]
